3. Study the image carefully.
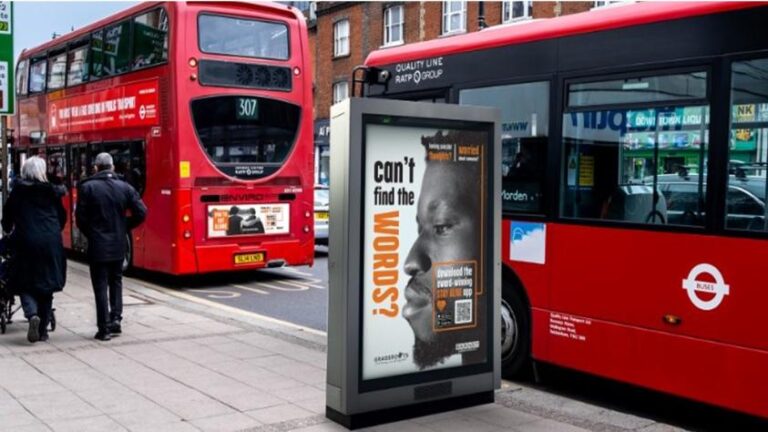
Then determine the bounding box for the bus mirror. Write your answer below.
[377,69,391,84]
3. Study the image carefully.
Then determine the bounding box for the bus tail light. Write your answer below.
[293,67,301,76]
[305,210,311,218]
[303,225,310,233]
[183,230,192,239]
[189,57,198,67]
[182,214,190,223]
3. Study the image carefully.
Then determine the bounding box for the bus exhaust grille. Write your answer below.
[199,60,292,91]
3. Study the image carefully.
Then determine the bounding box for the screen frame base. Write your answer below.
[326,390,495,430]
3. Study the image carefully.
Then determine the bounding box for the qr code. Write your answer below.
[454,300,473,325]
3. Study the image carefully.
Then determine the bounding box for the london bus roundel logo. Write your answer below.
[681,263,730,311]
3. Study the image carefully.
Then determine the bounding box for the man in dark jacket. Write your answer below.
[76,153,147,341]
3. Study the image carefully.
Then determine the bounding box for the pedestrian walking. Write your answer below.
[76,153,147,341]
[1,156,67,343]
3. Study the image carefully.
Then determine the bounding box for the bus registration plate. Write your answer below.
[234,252,265,265]
[315,211,329,221]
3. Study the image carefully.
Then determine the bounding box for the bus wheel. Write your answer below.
[501,284,531,378]
[122,234,133,273]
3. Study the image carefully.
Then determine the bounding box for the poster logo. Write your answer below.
[682,263,729,311]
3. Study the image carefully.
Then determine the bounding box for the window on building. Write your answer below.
[334,19,350,57]
[383,5,404,46]
[461,81,549,214]
[442,1,466,35]
[726,58,768,231]
[562,71,710,227]
[15,59,28,96]
[593,1,628,9]
[47,52,67,90]
[28,58,47,93]
[333,81,348,104]
[133,8,169,69]
[67,42,90,86]
[502,1,532,23]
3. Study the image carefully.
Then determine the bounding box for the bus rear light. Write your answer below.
[182,214,190,223]
[183,230,192,239]
[190,73,197,81]
[305,210,311,218]
[293,67,301,76]
[189,57,198,67]
[303,225,310,233]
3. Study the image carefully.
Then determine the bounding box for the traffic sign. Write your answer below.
[0,0,13,115]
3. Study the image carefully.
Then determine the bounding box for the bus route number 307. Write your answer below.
[237,97,259,121]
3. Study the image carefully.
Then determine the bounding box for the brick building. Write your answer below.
[309,1,605,185]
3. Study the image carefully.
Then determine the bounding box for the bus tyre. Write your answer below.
[122,234,133,273]
[501,284,531,378]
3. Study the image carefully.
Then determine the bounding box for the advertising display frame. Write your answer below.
[327,98,501,429]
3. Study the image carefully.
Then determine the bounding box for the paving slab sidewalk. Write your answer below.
[0,261,679,432]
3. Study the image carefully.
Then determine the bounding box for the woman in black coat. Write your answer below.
[1,156,67,343]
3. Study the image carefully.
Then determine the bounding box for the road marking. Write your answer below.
[230,284,270,295]
[191,289,242,299]
[146,283,327,336]
[279,279,326,290]
[282,267,315,277]
[257,282,309,292]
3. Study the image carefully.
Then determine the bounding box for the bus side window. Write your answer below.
[90,30,104,79]
[103,20,132,76]
[133,8,169,70]
[16,59,28,96]
[67,42,90,86]
[727,58,768,232]
[460,81,549,215]
[28,57,47,93]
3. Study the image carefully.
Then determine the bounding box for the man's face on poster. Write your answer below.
[403,161,480,368]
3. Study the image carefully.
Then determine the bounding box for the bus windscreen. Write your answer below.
[198,14,289,60]
[191,95,300,179]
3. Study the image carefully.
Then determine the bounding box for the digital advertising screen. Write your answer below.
[360,116,493,388]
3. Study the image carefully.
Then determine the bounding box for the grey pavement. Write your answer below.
[0,260,682,432]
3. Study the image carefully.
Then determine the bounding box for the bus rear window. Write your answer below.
[191,96,300,179]
[198,14,289,60]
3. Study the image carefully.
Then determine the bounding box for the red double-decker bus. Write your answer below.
[363,1,768,419]
[13,1,314,275]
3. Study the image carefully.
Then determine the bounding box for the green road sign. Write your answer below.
[0,0,13,115]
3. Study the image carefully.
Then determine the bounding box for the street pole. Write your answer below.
[1,115,7,204]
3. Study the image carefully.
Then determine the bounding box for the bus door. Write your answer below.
[46,146,72,248]
[103,141,146,267]
[70,144,92,253]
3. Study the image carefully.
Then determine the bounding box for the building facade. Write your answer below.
[310,1,609,185]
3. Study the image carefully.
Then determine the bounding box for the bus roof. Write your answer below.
[19,1,302,61]
[365,1,762,67]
